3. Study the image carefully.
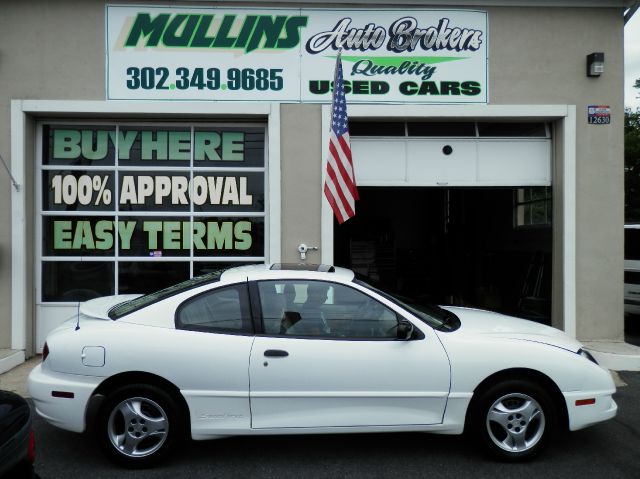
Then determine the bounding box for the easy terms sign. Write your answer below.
[106,6,488,104]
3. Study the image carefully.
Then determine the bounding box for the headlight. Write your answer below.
[578,348,599,365]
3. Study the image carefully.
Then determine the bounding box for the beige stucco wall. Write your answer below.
[488,7,625,340]
[0,0,107,349]
[280,104,324,264]
[0,1,627,349]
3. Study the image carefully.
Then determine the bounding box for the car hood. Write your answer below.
[80,294,142,320]
[441,306,584,352]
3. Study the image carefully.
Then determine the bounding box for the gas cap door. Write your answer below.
[81,346,105,367]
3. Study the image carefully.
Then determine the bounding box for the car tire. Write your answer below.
[471,379,556,461]
[97,384,184,468]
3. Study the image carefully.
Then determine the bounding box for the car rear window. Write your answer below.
[108,270,224,319]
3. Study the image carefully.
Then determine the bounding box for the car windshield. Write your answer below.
[353,278,459,331]
[108,270,224,319]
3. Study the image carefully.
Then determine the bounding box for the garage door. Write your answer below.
[349,121,551,187]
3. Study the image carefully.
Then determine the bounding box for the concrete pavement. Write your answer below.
[0,356,40,397]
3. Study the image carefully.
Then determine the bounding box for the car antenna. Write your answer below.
[75,302,81,331]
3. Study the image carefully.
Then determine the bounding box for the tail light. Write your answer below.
[28,429,36,463]
[42,342,49,362]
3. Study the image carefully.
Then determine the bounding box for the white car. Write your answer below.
[29,264,617,467]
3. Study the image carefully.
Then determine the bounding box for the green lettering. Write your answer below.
[81,130,109,160]
[277,16,308,49]
[53,221,72,249]
[207,222,233,249]
[144,221,163,249]
[461,81,482,96]
[124,13,307,52]
[191,15,216,47]
[212,15,237,48]
[192,222,207,249]
[222,132,244,161]
[125,13,170,47]
[118,221,136,250]
[53,130,81,159]
[109,130,138,160]
[162,14,199,47]
[233,15,258,49]
[94,220,113,250]
[141,131,168,160]
[234,221,252,250]
[194,132,221,161]
[163,221,181,249]
[418,81,440,95]
[72,221,95,249]
[246,16,287,53]
[181,221,192,250]
[169,131,191,161]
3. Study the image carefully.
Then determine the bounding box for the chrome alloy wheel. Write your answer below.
[485,392,546,453]
[107,396,169,458]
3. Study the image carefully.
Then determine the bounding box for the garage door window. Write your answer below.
[515,187,552,227]
[38,122,266,302]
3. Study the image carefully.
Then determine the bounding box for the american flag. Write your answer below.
[324,53,358,224]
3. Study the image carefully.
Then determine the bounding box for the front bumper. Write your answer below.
[564,389,618,431]
[28,363,102,433]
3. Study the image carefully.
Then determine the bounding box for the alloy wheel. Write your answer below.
[107,396,169,458]
[485,392,546,453]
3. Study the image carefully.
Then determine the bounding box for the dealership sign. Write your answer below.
[106,5,488,103]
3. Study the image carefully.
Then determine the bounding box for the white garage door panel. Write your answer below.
[351,135,550,187]
[352,140,406,182]
[477,141,551,184]
[407,141,477,184]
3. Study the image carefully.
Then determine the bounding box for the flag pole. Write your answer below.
[332,49,342,106]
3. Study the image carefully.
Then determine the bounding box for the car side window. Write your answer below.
[175,283,253,334]
[257,280,398,339]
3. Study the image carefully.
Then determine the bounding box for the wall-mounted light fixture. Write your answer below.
[586,52,604,77]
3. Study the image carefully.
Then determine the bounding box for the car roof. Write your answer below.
[219,263,355,283]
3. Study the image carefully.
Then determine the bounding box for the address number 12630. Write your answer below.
[126,66,284,91]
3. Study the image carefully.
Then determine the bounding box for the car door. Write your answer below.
[248,279,451,429]
[172,282,255,435]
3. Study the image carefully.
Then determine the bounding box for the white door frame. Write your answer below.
[320,104,577,337]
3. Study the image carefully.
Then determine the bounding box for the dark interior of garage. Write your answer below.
[333,187,553,324]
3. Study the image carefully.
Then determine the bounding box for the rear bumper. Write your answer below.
[28,364,101,433]
[564,389,617,431]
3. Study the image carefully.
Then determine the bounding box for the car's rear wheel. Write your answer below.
[471,380,556,461]
[97,384,183,468]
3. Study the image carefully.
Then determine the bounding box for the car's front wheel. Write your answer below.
[97,384,183,468]
[471,380,556,461]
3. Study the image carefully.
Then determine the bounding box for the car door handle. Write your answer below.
[264,349,289,357]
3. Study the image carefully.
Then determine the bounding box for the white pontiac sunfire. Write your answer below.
[29,264,617,467]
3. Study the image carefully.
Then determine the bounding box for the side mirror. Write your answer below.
[397,319,414,340]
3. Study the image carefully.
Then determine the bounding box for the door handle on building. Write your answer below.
[297,243,318,260]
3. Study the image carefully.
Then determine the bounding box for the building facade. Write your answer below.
[0,0,632,358]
